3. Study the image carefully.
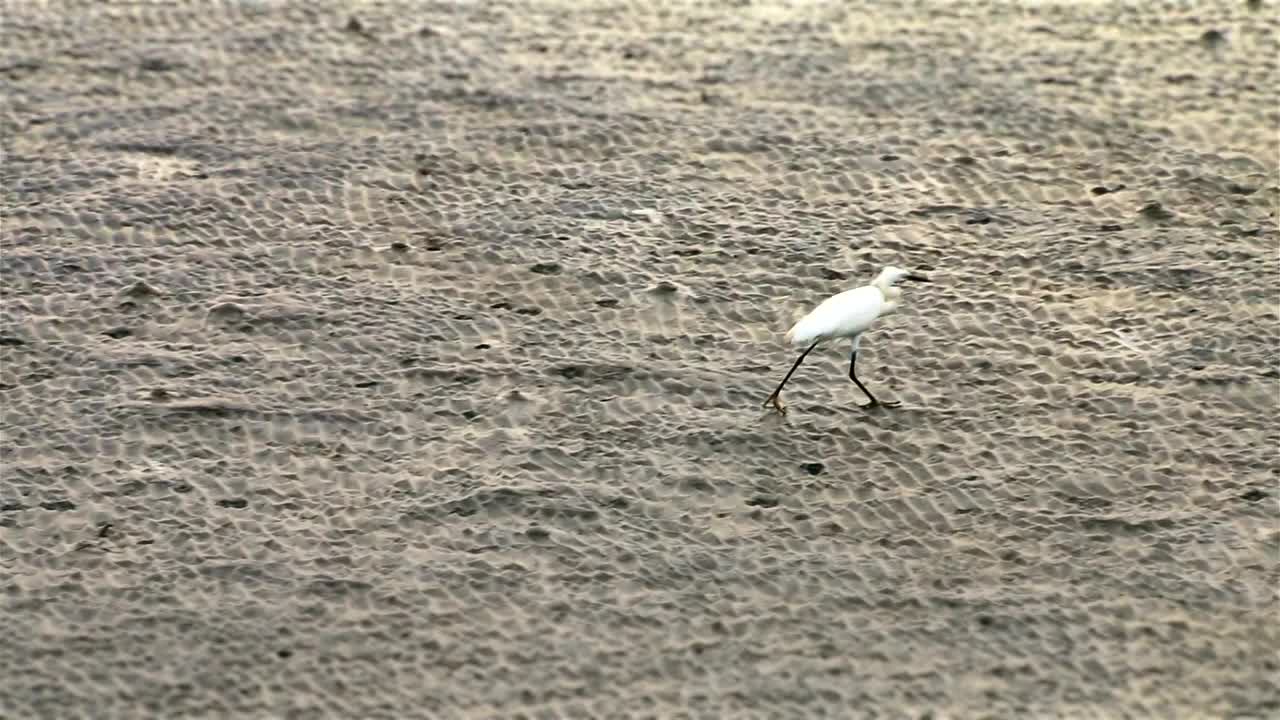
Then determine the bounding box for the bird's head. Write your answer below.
[875,265,931,289]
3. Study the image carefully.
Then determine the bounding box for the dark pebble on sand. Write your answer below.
[139,57,178,73]
[526,525,551,540]
[746,495,779,508]
[102,327,132,339]
[1200,29,1226,47]
[530,262,561,274]
[217,498,249,509]
[0,336,25,347]
[801,462,825,475]
[596,298,619,307]
[1139,201,1175,221]
[1099,224,1124,232]
[1240,488,1268,503]
[554,365,583,379]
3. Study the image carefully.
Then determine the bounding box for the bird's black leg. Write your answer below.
[849,348,900,409]
[763,341,821,414]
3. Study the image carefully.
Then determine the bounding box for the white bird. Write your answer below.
[763,265,931,414]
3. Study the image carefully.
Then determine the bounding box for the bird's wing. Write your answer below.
[786,286,883,345]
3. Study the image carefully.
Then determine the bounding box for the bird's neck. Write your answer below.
[874,283,902,314]
[872,281,901,301]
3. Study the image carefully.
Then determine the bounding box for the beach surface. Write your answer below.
[2,1,1278,717]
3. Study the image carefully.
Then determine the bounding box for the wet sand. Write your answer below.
[2,1,1278,717]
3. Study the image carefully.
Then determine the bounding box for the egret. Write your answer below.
[763,266,931,414]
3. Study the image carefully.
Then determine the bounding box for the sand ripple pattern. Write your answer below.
[2,1,1277,717]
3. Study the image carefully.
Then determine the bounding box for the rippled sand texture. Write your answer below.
[3,0,1278,717]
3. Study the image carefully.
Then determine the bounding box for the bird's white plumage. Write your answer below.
[782,266,922,347]
[784,285,884,345]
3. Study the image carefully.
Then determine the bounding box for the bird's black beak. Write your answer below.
[905,273,931,282]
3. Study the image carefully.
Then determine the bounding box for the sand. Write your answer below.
[2,0,1277,717]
